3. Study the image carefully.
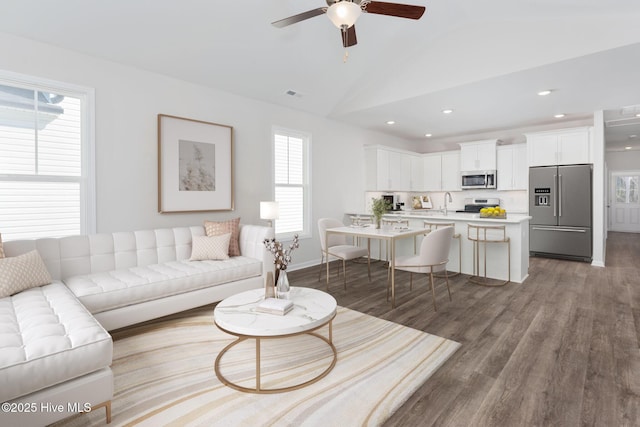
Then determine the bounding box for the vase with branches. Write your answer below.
[263,234,300,299]
[371,197,391,229]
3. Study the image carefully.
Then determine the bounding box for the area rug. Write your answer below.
[56,306,460,427]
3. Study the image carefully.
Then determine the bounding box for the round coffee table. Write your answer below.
[213,287,337,394]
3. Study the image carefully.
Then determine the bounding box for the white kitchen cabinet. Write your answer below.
[422,150,460,191]
[365,146,423,191]
[526,127,592,166]
[459,140,497,171]
[441,151,461,191]
[497,144,527,190]
[365,147,389,190]
[410,155,424,191]
[388,151,411,191]
[423,153,442,191]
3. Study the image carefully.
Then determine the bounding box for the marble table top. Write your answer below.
[214,287,337,337]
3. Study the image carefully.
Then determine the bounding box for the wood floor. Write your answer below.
[287,232,640,426]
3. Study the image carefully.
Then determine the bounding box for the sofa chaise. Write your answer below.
[0,223,273,427]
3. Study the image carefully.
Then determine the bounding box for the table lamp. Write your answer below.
[260,201,279,228]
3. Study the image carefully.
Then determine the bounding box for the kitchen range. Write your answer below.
[455,198,501,213]
[529,164,592,262]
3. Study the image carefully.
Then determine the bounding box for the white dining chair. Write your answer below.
[390,226,454,311]
[318,218,371,290]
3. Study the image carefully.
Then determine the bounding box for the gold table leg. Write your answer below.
[215,319,337,394]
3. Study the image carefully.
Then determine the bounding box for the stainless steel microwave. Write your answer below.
[461,171,497,189]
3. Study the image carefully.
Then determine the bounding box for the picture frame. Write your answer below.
[158,114,234,213]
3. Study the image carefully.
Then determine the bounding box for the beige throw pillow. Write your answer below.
[190,233,231,261]
[204,217,241,256]
[0,233,4,259]
[0,250,52,298]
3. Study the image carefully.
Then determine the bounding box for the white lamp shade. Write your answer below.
[326,1,362,28]
[260,201,279,220]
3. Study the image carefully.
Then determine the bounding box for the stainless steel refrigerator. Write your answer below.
[529,164,592,262]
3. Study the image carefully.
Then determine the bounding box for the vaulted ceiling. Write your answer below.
[2,0,640,150]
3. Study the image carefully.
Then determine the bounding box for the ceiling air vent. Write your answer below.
[605,117,640,128]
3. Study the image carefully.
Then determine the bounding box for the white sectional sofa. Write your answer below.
[0,224,273,427]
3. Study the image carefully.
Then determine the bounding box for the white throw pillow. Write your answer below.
[0,250,53,298]
[190,233,231,261]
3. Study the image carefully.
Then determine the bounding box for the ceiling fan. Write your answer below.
[272,0,426,49]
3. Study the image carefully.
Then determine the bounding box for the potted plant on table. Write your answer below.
[371,197,391,229]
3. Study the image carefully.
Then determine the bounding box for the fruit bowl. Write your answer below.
[479,207,507,219]
[480,212,507,219]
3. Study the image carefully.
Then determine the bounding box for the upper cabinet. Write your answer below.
[525,127,592,167]
[459,139,497,171]
[365,146,423,191]
[422,153,442,191]
[410,155,424,191]
[441,151,461,191]
[423,150,461,191]
[497,144,527,191]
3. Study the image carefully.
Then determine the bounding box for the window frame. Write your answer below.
[0,70,96,239]
[271,126,312,241]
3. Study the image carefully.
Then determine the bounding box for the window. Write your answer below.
[0,72,95,241]
[615,175,639,204]
[273,127,311,239]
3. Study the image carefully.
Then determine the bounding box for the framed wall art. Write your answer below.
[158,114,234,213]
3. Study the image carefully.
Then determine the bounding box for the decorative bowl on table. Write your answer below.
[479,207,507,219]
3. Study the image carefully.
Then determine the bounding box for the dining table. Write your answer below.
[324,224,429,308]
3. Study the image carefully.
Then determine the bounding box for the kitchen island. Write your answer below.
[345,210,531,283]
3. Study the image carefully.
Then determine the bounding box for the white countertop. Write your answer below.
[347,210,531,224]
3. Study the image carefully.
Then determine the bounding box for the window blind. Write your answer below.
[0,82,84,241]
[273,131,309,237]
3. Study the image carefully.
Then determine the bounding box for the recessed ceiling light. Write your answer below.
[630,135,638,139]
[442,109,453,114]
[425,133,432,138]
[554,114,565,118]
[636,113,640,117]
[625,146,632,150]
[537,90,552,96]
[386,120,395,125]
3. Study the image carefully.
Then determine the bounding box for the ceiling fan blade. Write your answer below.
[271,7,327,28]
[341,25,358,47]
[364,1,426,19]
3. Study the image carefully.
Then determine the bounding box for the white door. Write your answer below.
[609,171,640,232]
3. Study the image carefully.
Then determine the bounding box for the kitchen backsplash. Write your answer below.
[365,190,528,213]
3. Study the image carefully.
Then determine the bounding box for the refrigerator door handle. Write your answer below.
[559,174,562,217]
[553,174,557,217]
[532,226,587,233]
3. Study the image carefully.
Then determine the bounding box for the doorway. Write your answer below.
[609,171,640,232]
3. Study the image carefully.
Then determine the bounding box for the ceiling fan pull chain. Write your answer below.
[342,25,349,63]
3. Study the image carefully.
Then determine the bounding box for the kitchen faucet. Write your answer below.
[444,192,453,215]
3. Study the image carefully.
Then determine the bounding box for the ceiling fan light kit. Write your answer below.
[327,1,362,28]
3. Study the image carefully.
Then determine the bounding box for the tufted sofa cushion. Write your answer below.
[64,256,262,314]
[0,282,113,403]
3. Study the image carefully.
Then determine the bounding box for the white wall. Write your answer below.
[606,150,640,171]
[0,32,410,269]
